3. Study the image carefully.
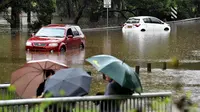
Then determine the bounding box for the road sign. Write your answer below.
[171,7,177,19]
[104,0,111,8]
[104,0,111,27]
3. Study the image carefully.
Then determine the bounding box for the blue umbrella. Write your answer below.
[44,68,92,97]
[86,54,143,93]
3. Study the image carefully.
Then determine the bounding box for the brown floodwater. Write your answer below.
[0,22,200,99]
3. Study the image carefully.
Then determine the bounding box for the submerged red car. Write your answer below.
[25,24,85,52]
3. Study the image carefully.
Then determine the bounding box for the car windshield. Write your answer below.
[126,18,140,23]
[35,28,65,37]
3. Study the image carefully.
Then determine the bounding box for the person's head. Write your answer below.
[103,74,113,82]
[44,69,55,79]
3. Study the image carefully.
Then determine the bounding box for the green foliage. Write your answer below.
[8,85,16,92]
[52,0,56,9]
[128,109,138,112]
[59,89,66,96]
[0,0,11,12]
[151,97,172,112]
[1,0,200,27]
[75,109,98,112]
[186,91,192,99]
[0,85,16,100]
[31,1,37,7]
[44,92,53,98]
[170,56,179,68]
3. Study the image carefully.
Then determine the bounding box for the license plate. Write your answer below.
[127,26,132,28]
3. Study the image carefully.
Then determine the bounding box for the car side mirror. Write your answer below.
[68,35,73,38]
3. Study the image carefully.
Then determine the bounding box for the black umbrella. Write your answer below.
[44,68,92,97]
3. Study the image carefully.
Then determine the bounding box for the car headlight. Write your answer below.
[26,41,32,46]
[48,43,58,47]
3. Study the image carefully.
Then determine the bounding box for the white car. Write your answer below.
[122,16,171,32]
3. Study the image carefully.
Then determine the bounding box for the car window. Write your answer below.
[150,17,163,24]
[71,27,79,36]
[126,18,140,23]
[35,28,65,37]
[74,26,83,35]
[67,28,73,36]
[143,18,151,23]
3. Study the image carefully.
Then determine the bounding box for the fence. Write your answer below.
[0,92,172,112]
[0,84,18,100]
[0,84,172,112]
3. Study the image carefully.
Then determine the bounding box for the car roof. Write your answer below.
[43,24,79,29]
[128,16,157,19]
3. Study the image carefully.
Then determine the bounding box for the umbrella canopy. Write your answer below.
[86,54,143,93]
[44,68,92,97]
[11,59,68,98]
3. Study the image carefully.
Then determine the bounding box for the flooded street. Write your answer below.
[0,22,200,105]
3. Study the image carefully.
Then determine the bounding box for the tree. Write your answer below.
[56,0,90,24]
[1,0,200,29]
[10,0,23,29]
[35,0,55,25]
[1,0,22,29]
[124,0,172,20]
[21,0,35,28]
[0,0,11,12]
[24,0,56,31]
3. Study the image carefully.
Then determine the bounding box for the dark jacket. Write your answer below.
[36,80,46,97]
[99,81,133,112]
[37,80,74,112]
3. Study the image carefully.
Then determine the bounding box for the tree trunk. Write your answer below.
[27,11,31,28]
[10,5,20,29]
[66,0,71,18]
[73,0,89,24]
[74,4,87,24]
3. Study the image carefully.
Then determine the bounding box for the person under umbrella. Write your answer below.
[86,54,143,112]
[86,54,143,93]
[36,69,55,98]
[43,68,92,112]
[11,59,68,98]
[98,74,133,112]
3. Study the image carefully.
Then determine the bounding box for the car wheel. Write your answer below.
[60,46,66,53]
[141,29,146,32]
[164,27,169,31]
[80,43,84,50]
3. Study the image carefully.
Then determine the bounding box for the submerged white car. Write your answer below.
[122,16,171,32]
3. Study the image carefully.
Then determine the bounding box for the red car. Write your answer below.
[25,24,85,52]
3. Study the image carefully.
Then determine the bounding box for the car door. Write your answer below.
[142,18,153,32]
[149,17,165,31]
[71,27,81,48]
[66,28,74,49]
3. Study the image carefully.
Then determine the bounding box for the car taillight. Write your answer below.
[134,24,140,27]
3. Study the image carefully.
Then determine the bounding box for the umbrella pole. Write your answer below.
[43,70,46,80]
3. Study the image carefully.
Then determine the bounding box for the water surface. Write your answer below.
[0,22,200,102]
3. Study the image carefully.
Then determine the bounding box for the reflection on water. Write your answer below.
[122,31,170,62]
[26,49,85,67]
[103,30,111,54]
